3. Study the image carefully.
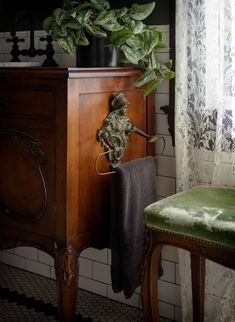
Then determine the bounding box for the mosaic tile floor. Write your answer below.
[0,262,173,322]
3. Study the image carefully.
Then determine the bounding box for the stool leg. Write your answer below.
[141,242,162,322]
[191,253,205,322]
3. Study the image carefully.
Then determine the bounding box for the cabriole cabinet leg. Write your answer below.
[55,244,79,322]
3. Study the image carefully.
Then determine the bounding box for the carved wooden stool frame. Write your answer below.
[141,227,235,322]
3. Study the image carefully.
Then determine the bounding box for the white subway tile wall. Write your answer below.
[107,285,140,308]
[92,262,111,284]
[38,250,55,266]
[0,26,181,321]
[158,280,181,307]
[156,176,176,198]
[158,301,175,321]
[15,247,38,261]
[25,258,51,278]
[79,276,107,297]
[2,251,26,270]
[79,257,93,279]
[156,156,176,178]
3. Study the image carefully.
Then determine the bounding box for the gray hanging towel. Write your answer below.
[110,156,163,299]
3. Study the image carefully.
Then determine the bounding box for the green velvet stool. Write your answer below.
[141,186,235,322]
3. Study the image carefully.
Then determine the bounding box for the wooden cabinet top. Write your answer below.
[0,67,142,79]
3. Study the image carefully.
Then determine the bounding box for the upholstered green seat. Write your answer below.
[144,186,235,249]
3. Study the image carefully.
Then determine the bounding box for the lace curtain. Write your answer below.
[175,0,235,321]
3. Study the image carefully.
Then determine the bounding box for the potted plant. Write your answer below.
[43,0,175,96]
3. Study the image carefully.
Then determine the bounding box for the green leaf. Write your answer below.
[130,2,155,21]
[100,22,123,31]
[145,26,163,41]
[68,11,77,18]
[164,60,173,70]
[90,0,110,11]
[66,19,81,29]
[53,8,66,25]
[119,51,129,64]
[71,29,82,45]
[127,20,144,34]
[51,23,68,39]
[94,10,123,31]
[167,70,175,79]
[139,29,160,55]
[42,16,53,32]
[154,41,169,49]
[134,69,156,87]
[120,44,143,64]
[158,30,163,42]
[147,52,158,69]
[109,28,133,47]
[84,24,107,37]
[149,54,162,70]
[57,36,75,54]
[125,35,142,48]
[114,7,128,18]
[76,9,93,25]
[94,10,115,25]
[144,79,161,96]
[159,63,175,79]
[77,28,89,45]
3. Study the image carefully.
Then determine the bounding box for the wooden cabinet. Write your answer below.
[0,67,155,321]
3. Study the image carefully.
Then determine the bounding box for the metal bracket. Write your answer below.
[97,92,159,168]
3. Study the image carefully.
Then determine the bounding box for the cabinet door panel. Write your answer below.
[0,128,56,237]
[0,129,46,221]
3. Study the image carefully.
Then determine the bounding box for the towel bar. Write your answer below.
[95,137,165,176]
[96,92,165,174]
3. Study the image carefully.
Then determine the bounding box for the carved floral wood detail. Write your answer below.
[55,244,79,287]
[0,129,48,222]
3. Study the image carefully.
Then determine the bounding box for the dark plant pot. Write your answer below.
[76,36,121,68]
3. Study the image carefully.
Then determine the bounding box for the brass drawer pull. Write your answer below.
[0,96,10,110]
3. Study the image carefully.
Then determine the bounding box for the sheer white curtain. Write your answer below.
[175,0,235,321]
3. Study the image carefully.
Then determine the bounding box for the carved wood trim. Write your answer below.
[55,244,79,287]
[147,226,235,269]
[0,129,48,222]
[141,228,152,284]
